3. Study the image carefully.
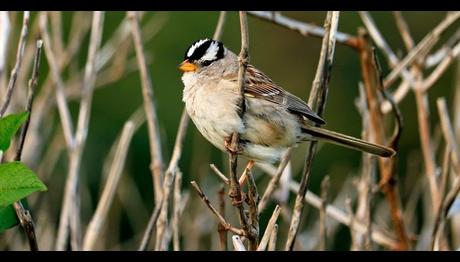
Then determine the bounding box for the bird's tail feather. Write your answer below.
[301,125,395,158]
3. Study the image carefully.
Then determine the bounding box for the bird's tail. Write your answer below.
[301,125,395,158]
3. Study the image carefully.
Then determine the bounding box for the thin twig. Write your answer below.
[437,98,460,175]
[267,224,278,251]
[39,12,75,150]
[15,39,43,162]
[359,11,416,89]
[138,198,164,251]
[415,87,441,210]
[381,11,415,114]
[357,28,410,250]
[172,171,182,251]
[247,11,358,49]
[11,39,43,252]
[0,11,29,117]
[383,12,460,89]
[285,11,340,251]
[190,181,246,237]
[430,147,451,250]
[319,176,330,251]
[258,162,399,249]
[155,109,189,250]
[83,108,142,250]
[217,185,227,251]
[246,169,259,250]
[60,11,104,251]
[431,177,460,250]
[257,205,281,251]
[392,12,415,51]
[425,28,460,68]
[128,11,165,205]
[258,148,292,214]
[421,41,460,92]
[346,198,359,250]
[210,164,229,184]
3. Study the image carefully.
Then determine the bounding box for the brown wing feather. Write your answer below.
[243,65,326,125]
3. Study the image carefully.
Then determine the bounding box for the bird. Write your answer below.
[179,38,395,164]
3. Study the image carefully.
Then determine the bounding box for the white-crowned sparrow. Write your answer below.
[179,38,395,163]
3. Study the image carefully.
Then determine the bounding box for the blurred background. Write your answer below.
[0,11,459,251]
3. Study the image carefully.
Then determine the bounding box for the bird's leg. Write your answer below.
[224,135,244,155]
[238,160,255,187]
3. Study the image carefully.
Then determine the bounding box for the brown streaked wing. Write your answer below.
[242,65,326,125]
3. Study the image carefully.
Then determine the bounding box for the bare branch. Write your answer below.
[11,39,43,252]
[319,176,330,251]
[258,148,292,213]
[384,12,460,88]
[285,11,340,251]
[437,98,460,175]
[258,162,399,249]
[248,11,358,48]
[190,181,246,237]
[138,199,164,251]
[217,185,228,251]
[172,171,183,251]
[0,11,29,117]
[359,11,416,88]
[210,164,229,184]
[128,11,165,204]
[268,224,278,251]
[227,10,256,249]
[257,205,281,251]
[392,11,415,51]
[83,108,142,250]
[421,41,460,92]
[39,12,75,149]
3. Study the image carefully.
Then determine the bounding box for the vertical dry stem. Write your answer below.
[285,11,339,250]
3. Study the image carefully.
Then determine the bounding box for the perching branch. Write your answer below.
[227,11,256,250]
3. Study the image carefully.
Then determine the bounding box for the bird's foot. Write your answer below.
[224,136,244,155]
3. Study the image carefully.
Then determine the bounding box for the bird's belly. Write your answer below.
[186,88,244,151]
[184,84,302,163]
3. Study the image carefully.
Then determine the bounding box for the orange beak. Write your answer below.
[178,60,197,72]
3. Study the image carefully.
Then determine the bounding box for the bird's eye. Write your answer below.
[201,60,213,66]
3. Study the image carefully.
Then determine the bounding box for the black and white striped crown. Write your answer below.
[184,38,225,64]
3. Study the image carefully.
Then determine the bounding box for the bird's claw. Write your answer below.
[224,136,244,155]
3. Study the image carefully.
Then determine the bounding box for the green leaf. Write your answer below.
[0,111,29,151]
[0,200,29,232]
[0,205,19,232]
[0,162,47,207]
